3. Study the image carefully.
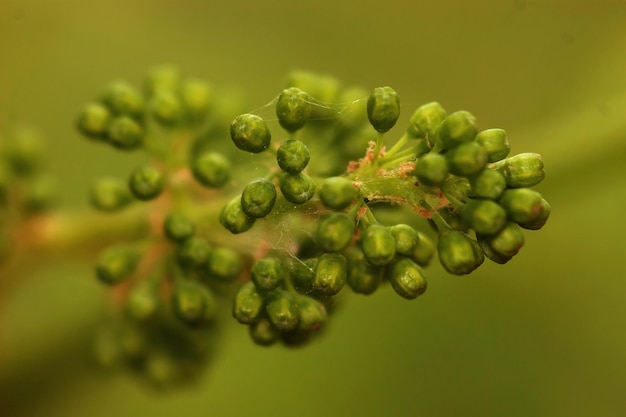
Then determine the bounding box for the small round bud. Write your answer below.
[77,102,111,139]
[406,101,447,140]
[500,153,545,188]
[251,257,287,292]
[517,198,551,230]
[163,212,195,242]
[475,128,510,162]
[5,128,45,176]
[460,199,507,235]
[469,168,507,200]
[367,86,400,133]
[89,177,133,212]
[318,177,357,210]
[171,280,216,325]
[191,152,231,188]
[387,257,427,299]
[415,153,449,186]
[316,213,355,253]
[22,175,56,214]
[230,114,271,153]
[437,229,484,275]
[437,110,478,149]
[313,253,348,296]
[295,294,327,332]
[478,222,525,264]
[144,64,181,95]
[390,224,420,256]
[181,77,212,122]
[277,139,310,174]
[206,247,243,282]
[101,80,144,117]
[279,172,316,204]
[265,290,300,332]
[249,318,280,346]
[150,90,183,127]
[410,231,435,267]
[446,141,488,177]
[107,116,143,150]
[500,188,545,224]
[291,258,318,293]
[346,247,383,295]
[177,236,212,269]
[95,245,139,285]
[220,195,255,234]
[275,87,312,132]
[233,282,265,324]
[361,224,396,266]
[126,282,159,322]
[241,178,277,218]
[128,166,164,201]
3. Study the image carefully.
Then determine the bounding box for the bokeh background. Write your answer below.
[1,0,626,416]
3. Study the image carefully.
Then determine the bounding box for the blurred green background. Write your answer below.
[1,0,626,416]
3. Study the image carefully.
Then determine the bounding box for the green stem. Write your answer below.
[384,133,410,158]
[372,132,385,163]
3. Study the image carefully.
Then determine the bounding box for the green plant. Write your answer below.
[0,66,550,388]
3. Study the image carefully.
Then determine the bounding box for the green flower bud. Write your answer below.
[241,178,277,218]
[475,128,510,162]
[313,253,348,296]
[180,77,212,122]
[251,257,287,292]
[390,224,420,256]
[318,176,357,210]
[446,141,488,177]
[77,102,111,139]
[249,318,280,346]
[437,229,484,275]
[128,165,164,201]
[469,168,507,200]
[22,174,56,214]
[144,64,181,95]
[89,177,133,212]
[277,139,310,174]
[500,153,545,188]
[177,236,212,269]
[265,290,300,332]
[206,246,243,282]
[460,199,507,235]
[499,188,545,225]
[230,114,271,153]
[171,280,216,325]
[220,195,255,234]
[478,222,525,264]
[191,152,231,188]
[367,86,400,133]
[107,116,143,150]
[414,153,449,186]
[295,294,328,331]
[101,80,144,118]
[232,282,265,324]
[163,212,195,242]
[410,231,435,267]
[406,101,447,141]
[5,128,45,176]
[316,213,355,253]
[95,245,139,285]
[291,258,318,293]
[441,176,471,206]
[279,172,316,204]
[517,198,551,230]
[361,224,396,266]
[387,257,427,300]
[150,90,183,127]
[276,87,312,132]
[346,247,383,295]
[437,110,478,149]
[126,281,159,321]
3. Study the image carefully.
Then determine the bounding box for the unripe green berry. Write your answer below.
[460,199,507,235]
[437,229,484,275]
[279,172,316,204]
[180,77,212,122]
[163,212,195,242]
[277,139,310,174]
[390,224,420,256]
[128,166,164,201]
[475,128,510,162]
[295,294,327,332]
[241,178,277,218]
[206,247,243,282]
[177,236,212,269]
[478,222,525,264]
[316,213,355,253]
[469,168,507,200]
[232,282,265,324]
[191,152,231,188]
[410,231,435,267]
[249,318,280,346]
[89,177,133,212]
[230,114,271,153]
[415,153,449,186]
[406,101,447,141]
[265,290,300,332]
[95,245,139,285]
[361,224,396,266]
[499,188,545,225]
[499,153,545,188]
[150,90,183,127]
[220,195,255,234]
[171,280,216,325]
[313,253,348,296]
[437,110,478,149]
[367,86,400,133]
[387,257,427,300]
[275,87,312,132]
[101,80,144,117]
[318,177,357,210]
[107,116,143,150]
[446,141,488,177]
[77,102,111,139]
[346,247,383,295]
[251,257,286,292]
